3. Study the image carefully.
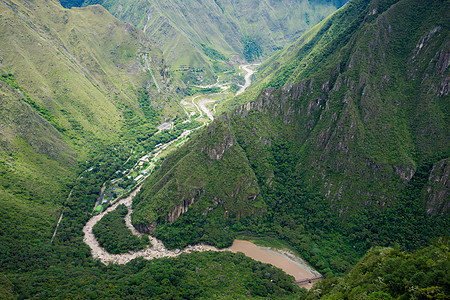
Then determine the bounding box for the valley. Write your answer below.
[80,63,322,288]
[88,62,255,212]
[0,0,448,298]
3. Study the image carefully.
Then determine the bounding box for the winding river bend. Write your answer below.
[82,64,320,288]
[82,186,222,265]
[82,185,320,288]
[236,64,259,95]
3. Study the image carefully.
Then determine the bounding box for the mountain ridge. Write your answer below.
[78,0,347,84]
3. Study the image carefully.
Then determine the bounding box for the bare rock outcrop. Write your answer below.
[167,190,202,223]
[424,158,450,216]
[202,116,236,160]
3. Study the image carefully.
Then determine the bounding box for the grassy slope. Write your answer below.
[81,0,343,83]
[0,0,160,221]
[0,0,181,290]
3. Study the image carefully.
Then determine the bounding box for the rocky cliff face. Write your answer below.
[424,158,450,216]
[166,191,199,223]
[202,116,236,161]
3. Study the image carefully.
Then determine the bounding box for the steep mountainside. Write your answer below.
[311,238,450,299]
[0,0,180,273]
[132,0,449,273]
[0,1,309,298]
[79,0,347,84]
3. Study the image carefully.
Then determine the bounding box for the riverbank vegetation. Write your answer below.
[93,204,150,254]
[311,238,450,299]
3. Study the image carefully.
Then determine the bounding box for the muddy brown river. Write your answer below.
[83,189,321,289]
[229,240,320,289]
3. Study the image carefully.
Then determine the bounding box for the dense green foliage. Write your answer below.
[202,44,229,61]
[346,153,450,252]
[310,239,450,299]
[93,204,150,254]
[1,145,301,299]
[132,0,449,281]
[174,119,203,132]
[242,37,263,62]
[155,207,236,249]
[148,140,447,276]
[187,86,222,96]
[137,87,160,124]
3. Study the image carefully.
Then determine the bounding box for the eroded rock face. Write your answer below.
[425,158,450,216]
[135,222,157,235]
[166,190,201,223]
[202,116,236,160]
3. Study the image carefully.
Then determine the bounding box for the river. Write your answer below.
[229,240,321,289]
[81,61,320,289]
[83,184,320,288]
[236,64,259,95]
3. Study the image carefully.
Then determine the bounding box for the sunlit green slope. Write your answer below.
[80,0,347,84]
[0,0,181,262]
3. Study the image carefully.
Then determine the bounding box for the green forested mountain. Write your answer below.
[310,237,450,299]
[0,0,180,252]
[76,0,347,84]
[132,0,449,276]
[1,0,449,298]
